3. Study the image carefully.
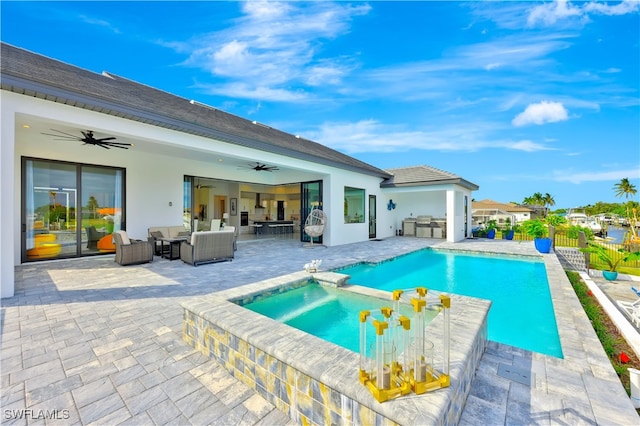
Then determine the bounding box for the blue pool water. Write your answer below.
[242,285,433,353]
[338,249,563,358]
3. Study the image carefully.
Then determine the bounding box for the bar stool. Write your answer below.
[250,224,262,236]
[268,224,279,236]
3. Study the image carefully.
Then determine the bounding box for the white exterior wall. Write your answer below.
[323,169,394,246]
[1,93,16,297]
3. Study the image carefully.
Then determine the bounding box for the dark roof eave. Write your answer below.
[381,177,479,191]
[2,72,391,179]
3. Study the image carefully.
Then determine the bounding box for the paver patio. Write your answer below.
[1,236,638,425]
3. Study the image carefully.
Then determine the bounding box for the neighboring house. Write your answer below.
[0,43,478,297]
[472,199,533,226]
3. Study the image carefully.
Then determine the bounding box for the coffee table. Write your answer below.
[159,237,187,260]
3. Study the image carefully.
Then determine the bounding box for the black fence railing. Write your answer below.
[490,227,640,271]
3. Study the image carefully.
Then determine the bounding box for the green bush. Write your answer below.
[522,219,548,238]
[566,225,593,240]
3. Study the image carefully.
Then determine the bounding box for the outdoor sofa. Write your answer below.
[148,225,190,255]
[180,229,235,266]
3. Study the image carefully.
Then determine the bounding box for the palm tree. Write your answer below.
[613,178,637,199]
[543,193,555,208]
[532,192,544,205]
[522,192,548,217]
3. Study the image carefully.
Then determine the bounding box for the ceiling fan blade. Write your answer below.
[102,141,131,146]
[43,135,81,141]
[42,130,80,139]
[96,137,117,142]
[103,143,128,150]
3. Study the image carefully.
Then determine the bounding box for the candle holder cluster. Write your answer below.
[359,287,450,403]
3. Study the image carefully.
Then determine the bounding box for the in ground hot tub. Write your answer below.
[181,271,490,425]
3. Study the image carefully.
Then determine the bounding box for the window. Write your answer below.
[344,187,365,224]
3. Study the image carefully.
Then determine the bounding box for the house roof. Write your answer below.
[0,42,390,179]
[472,199,532,213]
[381,165,479,190]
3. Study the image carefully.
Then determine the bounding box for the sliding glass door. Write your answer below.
[22,158,125,262]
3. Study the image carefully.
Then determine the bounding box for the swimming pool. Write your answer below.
[242,284,436,353]
[338,249,563,358]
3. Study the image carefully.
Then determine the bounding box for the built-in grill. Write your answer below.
[415,216,433,238]
[403,216,445,238]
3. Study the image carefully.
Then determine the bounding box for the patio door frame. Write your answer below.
[21,157,126,262]
[368,194,377,239]
[300,180,323,243]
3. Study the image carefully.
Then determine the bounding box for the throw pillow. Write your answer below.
[177,231,190,237]
[116,230,131,245]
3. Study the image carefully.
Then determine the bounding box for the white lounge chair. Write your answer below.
[618,297,640,327]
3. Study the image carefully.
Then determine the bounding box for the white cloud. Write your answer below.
[172,1,370,101]
[306,120,554,154]
[79,14,121,34]
[527,0,583,27]
[527,0,639,27]
[194,82,308,102]
[584,0,640,16]
[512,101,569,126]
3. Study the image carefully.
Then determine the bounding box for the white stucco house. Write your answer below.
[472,199,533,226]
[0,43,479,298]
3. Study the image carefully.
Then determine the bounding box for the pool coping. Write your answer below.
[181,270,492,425]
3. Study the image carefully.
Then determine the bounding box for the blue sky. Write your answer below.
[2,1,639,209]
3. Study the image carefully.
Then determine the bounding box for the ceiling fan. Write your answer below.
[242,162,280,172]
[42,129,132,149]
[195,180,215,189]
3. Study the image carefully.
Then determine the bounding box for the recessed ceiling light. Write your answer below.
[22,124,30,128]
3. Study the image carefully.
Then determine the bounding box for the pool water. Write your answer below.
[242,285,434,353]
[338,249,563,358]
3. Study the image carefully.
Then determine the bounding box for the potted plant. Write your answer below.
[502,218,514,240]
[523,219,551,253]
[580,242,640,281]
[486,220,497,239]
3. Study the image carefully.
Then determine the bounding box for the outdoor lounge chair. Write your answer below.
[86,226,107,249]
[618,296,640,328]
[113,230,154,266]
